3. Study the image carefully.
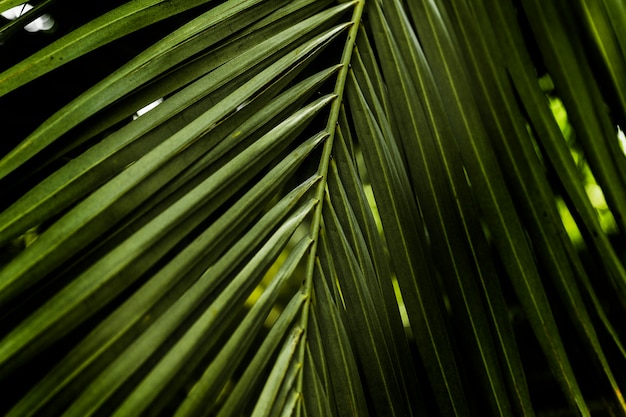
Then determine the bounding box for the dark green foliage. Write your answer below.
[0,0,624,415]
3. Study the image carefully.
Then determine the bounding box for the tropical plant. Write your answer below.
[0,0,625,415]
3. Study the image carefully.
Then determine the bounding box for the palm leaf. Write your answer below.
[1,0,625,416]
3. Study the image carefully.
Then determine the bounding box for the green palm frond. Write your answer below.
[0,0,625,416]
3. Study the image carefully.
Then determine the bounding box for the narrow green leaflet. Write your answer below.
[450,0,626,412]
[345,67,469,417]
[0,0,219,95]
[303,265,335,412]
[71,199,315,416]
[0,62,340,247]
[601,0,626,61]
[322,193,408,417]
[332,127,428,415]
[407,0,589,414]
[277,390,301,417]
[0,0,351,180]
[352,27,394,126]
[576,0,626,118]
[0,22,345,302]
[0,94,332,377]
[265,357,302,417]
[302,346,334,417]
[362,5,518,414]
[517,0,626,233]
[249,328,304,417]
[241,0,333,37]
[5,145,322,416]
[216,293,307,417]
[500,0,626,346]
[173,236,312,417]
[311,260,370,417]
[327,156,429,415]
[61,0,335,146]
[482,0,626,360]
